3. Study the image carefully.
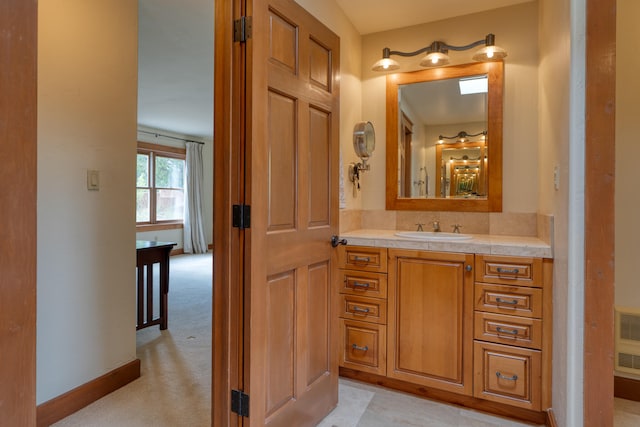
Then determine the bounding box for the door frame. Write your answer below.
[212,0,245,425]
[0,0,38,424]
[583,0,616,425]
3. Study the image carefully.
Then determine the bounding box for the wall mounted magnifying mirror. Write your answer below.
[386,61,503,212]
[349,121,375,191]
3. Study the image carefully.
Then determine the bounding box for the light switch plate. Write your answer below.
[87,169,100,191]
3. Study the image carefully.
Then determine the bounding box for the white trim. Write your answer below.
[567,0,587,425]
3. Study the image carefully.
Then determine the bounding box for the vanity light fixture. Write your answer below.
[438,130,487,144]
[371,33,506,72]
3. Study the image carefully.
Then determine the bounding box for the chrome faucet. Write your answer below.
[415,223,425,232]
[452,224,462,234]
[432,220,441,232]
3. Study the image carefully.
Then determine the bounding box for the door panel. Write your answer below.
[307,262,331,386]
[267,90,297,231]
[308,106,331,226]
[269,10,298,73]
[265,271,296,417]
[248,0,340,425]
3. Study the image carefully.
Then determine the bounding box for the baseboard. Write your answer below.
[36,359,140,427]
[171,246,214,256]
[614,375,640,402]
[546,408,558,427]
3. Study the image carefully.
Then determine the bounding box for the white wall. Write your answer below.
[136,128,214,250]
[615,0,640,310]
[360,2,539,213]
[294,0,364,211]
[37,0,138,404]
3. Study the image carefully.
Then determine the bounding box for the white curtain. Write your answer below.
[184,141,208,254]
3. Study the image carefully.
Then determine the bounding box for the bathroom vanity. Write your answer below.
[335,230,553,424]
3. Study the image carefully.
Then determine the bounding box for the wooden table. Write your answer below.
[136,240,176,330]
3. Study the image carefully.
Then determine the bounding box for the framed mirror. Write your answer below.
[385,61,503,212]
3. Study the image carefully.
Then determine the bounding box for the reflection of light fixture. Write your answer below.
[438,130,487,143]
[371,34,507,72]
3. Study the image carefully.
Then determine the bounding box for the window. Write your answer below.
[137,142,186,227]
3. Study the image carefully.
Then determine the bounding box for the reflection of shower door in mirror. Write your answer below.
[398,112,413,197]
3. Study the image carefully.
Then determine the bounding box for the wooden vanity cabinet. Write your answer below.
[336,246,388,375]
[473,255,553,411]
[336,246,553,422]
[386,249,475,396]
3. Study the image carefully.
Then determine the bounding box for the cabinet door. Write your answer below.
[387,249,474,395]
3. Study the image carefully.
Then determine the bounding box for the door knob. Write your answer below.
[331,235,347,248]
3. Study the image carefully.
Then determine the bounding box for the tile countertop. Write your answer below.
[339,229,553,258]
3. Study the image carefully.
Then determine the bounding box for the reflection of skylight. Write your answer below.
[459,76,488,95]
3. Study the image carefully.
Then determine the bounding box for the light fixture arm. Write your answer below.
[382,34,496,59]
[373,34,504,71]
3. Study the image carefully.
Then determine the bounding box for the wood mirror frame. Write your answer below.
[385,61,503,212]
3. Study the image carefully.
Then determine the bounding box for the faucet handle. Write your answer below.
[452,224,462,233]
[432,220,441,232]
[415,223,425,232]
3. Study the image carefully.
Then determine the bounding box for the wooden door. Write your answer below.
[387,249,474,396]
[243,0,340,425]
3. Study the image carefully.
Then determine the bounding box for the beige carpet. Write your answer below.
[53,253,213,427]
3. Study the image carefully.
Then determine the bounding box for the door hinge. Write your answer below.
[232,204,251,229]
[231,389,250,417]
[234,16,252,43]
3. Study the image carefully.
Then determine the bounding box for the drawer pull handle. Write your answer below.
[495,372,518,381]
[495,297,519,305]
[352,281,370,289]
[497,267,520,275]
[496,326,519,336]
[352,344,369,352]
[352,306,370,314]
[353,256,371,263]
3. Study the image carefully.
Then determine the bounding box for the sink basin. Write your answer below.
[394,231,473,241]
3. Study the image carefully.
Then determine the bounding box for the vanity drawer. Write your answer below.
[475,283,542,318]
[475,255,542,288]
[474,312,542,349]
[473,341,541,411]
[339,269,388,299]
[338,246,388,273]
[339,294,387,324]
[340,319,386,375]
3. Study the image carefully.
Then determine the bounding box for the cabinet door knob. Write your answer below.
[352,281,370,289]
[496,371,518,381]
[496,326,519,336]
[352,344,369,352]
[466,265,472,272]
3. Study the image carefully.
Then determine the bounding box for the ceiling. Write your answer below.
[137,0,530,141]
[334,0,531,35]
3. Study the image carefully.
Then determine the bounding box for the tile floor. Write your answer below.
[320,378,543,427]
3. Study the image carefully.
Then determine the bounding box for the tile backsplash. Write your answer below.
[340,209,552,241]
